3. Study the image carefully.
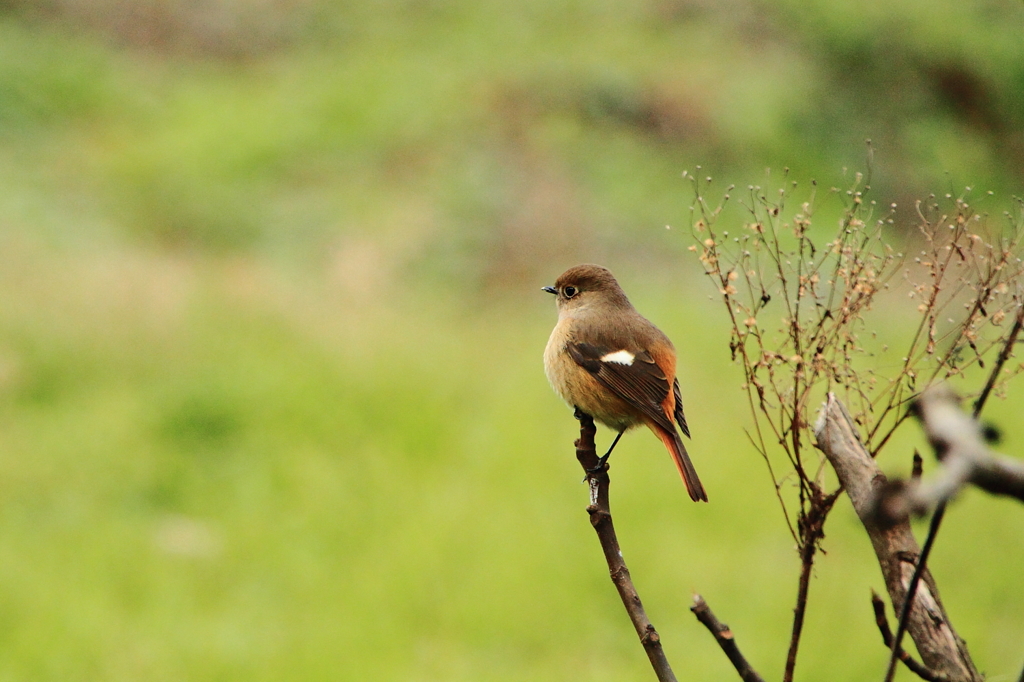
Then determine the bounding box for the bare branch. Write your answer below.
[784,542,815,682]
[783,487,834,682]
[919,385,1024,503]
[884,505,948,682]
[573,409,678,682]
[870,591,949,682]
[813,394,980,682]
[690,595,765,682]
[876,386,1024,523]
[882,298,1024,682]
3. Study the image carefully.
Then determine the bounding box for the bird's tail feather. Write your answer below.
[652,425,707,502]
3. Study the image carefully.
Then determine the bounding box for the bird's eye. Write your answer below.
[562,285,578,298]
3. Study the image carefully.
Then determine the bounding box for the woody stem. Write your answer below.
[573,409,678,682]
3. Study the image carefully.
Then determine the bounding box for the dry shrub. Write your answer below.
[684,163,1024,678]
[689,167,1024,527]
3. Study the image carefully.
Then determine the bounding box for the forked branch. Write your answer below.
[870,591,948,682]
[813,394,980,682]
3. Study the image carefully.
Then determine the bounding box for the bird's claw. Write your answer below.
[584,453,610,477]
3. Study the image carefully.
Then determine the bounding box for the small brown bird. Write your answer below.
[543,264,707,502]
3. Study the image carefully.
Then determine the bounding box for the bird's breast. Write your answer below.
[544,321,641,431]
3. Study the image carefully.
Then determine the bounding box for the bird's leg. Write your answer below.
[582,431,624,477]
[594,430,624,470]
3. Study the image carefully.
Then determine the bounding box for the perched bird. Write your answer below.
[543,264,707,502]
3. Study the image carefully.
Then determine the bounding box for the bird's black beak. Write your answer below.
[542,286,557,295]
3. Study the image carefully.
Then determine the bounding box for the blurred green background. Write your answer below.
[0,1,1023,680]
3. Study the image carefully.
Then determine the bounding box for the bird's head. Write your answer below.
[543,264,630,314]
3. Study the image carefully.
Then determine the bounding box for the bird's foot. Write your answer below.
[584,453,610,478]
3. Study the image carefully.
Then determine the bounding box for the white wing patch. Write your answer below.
[600,350,635,366]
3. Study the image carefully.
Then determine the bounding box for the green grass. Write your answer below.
[0,240,1021,680]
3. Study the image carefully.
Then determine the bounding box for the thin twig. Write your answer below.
[573,408,677,682]
[691,595,765,682]
[974,306,1024,416]
[783,541,815,682]
[883,504,947,682]
[783,489,833,682]
[870,591,948,682]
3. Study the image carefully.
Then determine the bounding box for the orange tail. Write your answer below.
[649,423,707,502]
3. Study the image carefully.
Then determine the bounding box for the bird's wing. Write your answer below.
[567,342,676,433]
[673,378,691,438]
